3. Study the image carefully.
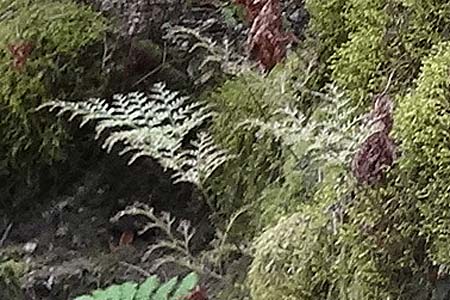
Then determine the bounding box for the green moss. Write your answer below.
[342,186,430,298]
[305,0,348,62]
[248,179,431,300]
[239,1,450,298]
[305,0,450,109]
[0,259,27,300]
[255,153,314,228]
[394,41,450,266]
[206,57,305,235]
[247,202,337,300]
[0,0,108,171]
[329,28,386,108]
[256,140,349,229]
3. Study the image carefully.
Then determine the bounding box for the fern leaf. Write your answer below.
[152,276,178,300]
[40,83,230,188]
[73,272,199,300]
[172,132,234,185]
[134,276,159,300]
[91,282,138,300]
[120,282,139,300]
[171,272,199,299]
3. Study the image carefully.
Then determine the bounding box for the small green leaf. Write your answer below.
[153,276,178,300]
[171,272,199,299]
[91,284,122,299]
[120,282,139,300]
[135,275,160,300]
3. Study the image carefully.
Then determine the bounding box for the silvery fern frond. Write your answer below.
[240,84,370,171]
[171,132,235,186]
[38,83,229,187]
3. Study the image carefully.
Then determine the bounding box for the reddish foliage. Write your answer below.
[235,0,297,71]
[351,94,397,185]
[118,230,135,246]
[7,41,33,71]
[184,285,208,300]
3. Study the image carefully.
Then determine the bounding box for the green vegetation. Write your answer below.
[0,259,27,300]
[247,204,336,300]
[6,0,450,299]
[395,42,450,266]
[306,0,450,109]
[74,272,199,300]
[0,0,107,171]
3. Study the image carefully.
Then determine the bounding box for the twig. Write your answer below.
[132,42,168,88]
[0,223,13,248]
[119,261,151,277]
[380,68,396,96]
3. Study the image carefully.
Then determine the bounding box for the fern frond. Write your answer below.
[110,203,223,280]
[171,132,235,186]
[73,272,199,300]
[163,24,245,78]
[240,84,371,172]
[38,83,229,187]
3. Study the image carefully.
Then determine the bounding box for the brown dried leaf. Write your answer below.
[7,41,33,71]
[351,94,396,185]
[119,229,135,246]
[236,0,296,71]
[183,285,209,300]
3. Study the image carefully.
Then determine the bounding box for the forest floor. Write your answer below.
[0,151,222,300]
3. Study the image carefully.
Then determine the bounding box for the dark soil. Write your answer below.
[0,151,215,300]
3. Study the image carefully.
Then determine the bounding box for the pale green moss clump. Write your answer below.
[247,203,336,300]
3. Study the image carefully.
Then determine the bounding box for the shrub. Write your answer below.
[0,0,107,171]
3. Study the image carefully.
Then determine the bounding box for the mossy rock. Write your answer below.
[247,202,337,300]
[0,0,108,171]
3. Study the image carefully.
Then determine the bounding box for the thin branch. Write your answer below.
[119,261,151,277]
[0,222,13,248]
[132,42,168,88]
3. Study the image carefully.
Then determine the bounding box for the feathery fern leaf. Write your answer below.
[73,272,199,300]
[171,132,235,186]
[38,83,230,186]
[241,85,370,170]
